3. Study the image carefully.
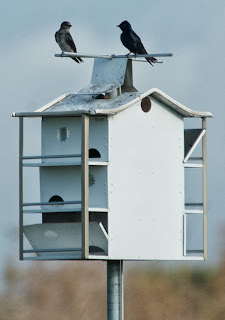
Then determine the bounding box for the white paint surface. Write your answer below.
[108,97,185,259]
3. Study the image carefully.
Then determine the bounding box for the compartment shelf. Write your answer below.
[186,250,204,254]
[23,248,82,253]
[23,207,109,214]
[23,256,82,261]
[184,209,204,214]
[184,157,203,168]
[184,163,203,168]
[23,161,108,167]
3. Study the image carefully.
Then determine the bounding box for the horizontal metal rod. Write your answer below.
[23,154,81,160]
[186,250,204,253]
[184,210,204,214]
[23,162,81,167]
[189,157,203,160]
[23,161,109,168]
[55,52,173,60]
[121,59,163,63]
[23,200,81,206]
[23,256,82,261]
[185,203,203,207]
[11,110,91,118]
[112,53,172,58]
[23,248,82,253]
[55,52,112,59]
[23,207,108,214]
[184,164,203,168]
[23,208,81,214]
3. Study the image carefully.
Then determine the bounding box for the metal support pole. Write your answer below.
[107,260,124,320]
[81,114,89,259]
[202,117,207,260]
[19,117,24,260]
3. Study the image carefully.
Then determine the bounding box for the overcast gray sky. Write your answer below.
[0,0,225,289]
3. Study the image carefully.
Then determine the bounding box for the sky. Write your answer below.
[0,0,225,288]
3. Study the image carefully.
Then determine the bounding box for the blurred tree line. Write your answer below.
[0,258,225,320]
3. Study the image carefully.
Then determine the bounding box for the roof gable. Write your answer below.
[11,58,212,118]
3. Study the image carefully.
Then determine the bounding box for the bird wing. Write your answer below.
[121,31,138,53]
[55,31,59,43]
[134,32,157,65]
[133,31,148,55]
[65,32,77,52]
[120,27,157,66]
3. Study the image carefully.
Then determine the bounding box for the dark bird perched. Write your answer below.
[55,21,83,63]
[117,20,157,66]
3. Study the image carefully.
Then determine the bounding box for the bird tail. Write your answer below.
[71,56,84,63]
[145,56,158,66]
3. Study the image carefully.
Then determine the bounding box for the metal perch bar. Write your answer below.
[23,248,82,253]
[55,52,173,63]
[23,154,81,160]
[23,201,81,206]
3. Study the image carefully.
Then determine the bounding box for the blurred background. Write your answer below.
[0,0,224,318]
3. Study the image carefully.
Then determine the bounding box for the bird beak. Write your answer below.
[116,25,119,27]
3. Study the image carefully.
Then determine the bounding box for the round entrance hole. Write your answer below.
[89,148,101,158]
[49,195,64,205]
[141,97,151,113]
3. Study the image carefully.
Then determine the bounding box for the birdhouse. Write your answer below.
[11,57,212,261]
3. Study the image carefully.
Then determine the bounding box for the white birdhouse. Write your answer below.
[11,57,212,261]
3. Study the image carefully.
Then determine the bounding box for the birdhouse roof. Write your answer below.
[11,87,212,118]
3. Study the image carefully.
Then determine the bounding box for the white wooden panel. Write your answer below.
[42,117,81,162]
[40,166,107,209]
[89,166,108,208]
[42,116,108,162]
[108,97,185,260]
[89,116,108,162]
[24,222,108,257]
[40,167,81,206]
[91,58,127,85]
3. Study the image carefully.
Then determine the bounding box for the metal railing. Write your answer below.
[183,117,207,260]
[23,154,81,160]
[19,115,90,260]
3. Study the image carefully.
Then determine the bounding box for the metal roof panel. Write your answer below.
[11,88,212,118]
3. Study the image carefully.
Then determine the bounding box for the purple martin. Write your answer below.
[55,21,83,63]
[117,20,158,66]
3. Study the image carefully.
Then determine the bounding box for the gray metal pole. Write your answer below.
[19,117,24,260]
[81,114,89,259]
[107,260,124,320]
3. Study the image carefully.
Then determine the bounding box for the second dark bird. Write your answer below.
[117,20,157,66]
[55,21,83,63]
